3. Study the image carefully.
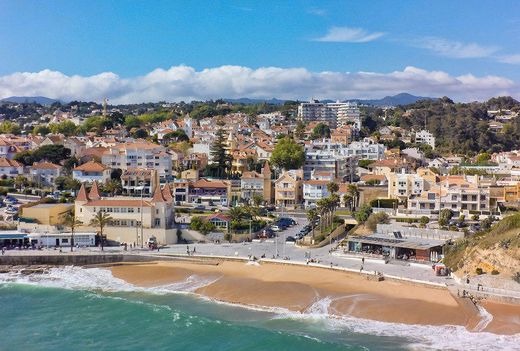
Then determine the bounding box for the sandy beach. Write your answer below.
[110,260,520,335]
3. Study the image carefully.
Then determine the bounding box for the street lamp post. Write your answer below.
[140,182,144,248]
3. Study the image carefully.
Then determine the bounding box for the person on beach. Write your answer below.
[360,264,364,272]
[1,247,4,255]
[362,257,365,264]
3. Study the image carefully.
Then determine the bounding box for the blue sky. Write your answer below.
[1,0,519,102]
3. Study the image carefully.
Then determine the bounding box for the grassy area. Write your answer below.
[335,210,352,216]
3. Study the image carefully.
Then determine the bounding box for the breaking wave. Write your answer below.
[0,266,518,351]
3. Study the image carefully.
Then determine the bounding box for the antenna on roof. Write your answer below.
[102,98,109,117]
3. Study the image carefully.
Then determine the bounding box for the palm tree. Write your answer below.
[251,194,264,208]
[89,211,113,251]
[343,193,353,211]
[326,182,339,195]
[329,193,340,226]
[306,208,318,239]
[14,175,28,192]
[103,179,122,196]
[227,207,244,222]
[347,184,360,211]
[64,211,82,252]
[316,198,329,234]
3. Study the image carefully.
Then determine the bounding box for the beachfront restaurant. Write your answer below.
[0,232,33,248]
[30,233,96,248]
[345,234,444,262]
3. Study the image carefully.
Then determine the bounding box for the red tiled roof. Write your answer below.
[31,162,61,170]
[73,161,108,172]
[84,199,153,207]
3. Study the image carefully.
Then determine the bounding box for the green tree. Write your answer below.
[32,144,71,164]
[251,194,264,207]
[89,211,113,251]
[355,204,373,224]
[347,184,360,211]
[326,182,339,195]
[227,207,244,223]
[311,123,331,139]
[439,208,454,227]
[294,121,305,140]
[132,128,149,139]
[210,129,231,178]
[49,121,78,136]
[14,175,29,191]
[102,179,122,196]
[109,111,125,126]
[419,216,430,227]
[13,150,34,166]
[32,125,51,136]
[63,211,82,252]
[306,208,319,239]
[163,129,189,142]
[270,136,305,170]
[0,121,21,135]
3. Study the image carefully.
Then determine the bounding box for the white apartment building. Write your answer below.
[303,180,330,208]
[345,138,386,160]
[415,130,436,149]
[387,172,425,199]
[298,100,361,130]
[407,176,492,215]
[101,141,172,180]
[304,141,351,180]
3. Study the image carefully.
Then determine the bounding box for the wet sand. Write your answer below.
[110,260,520,335]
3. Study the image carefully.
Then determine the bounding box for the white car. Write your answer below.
[271,225,281,232]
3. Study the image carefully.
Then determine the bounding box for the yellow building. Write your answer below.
[21,203,74,225]
[275,169,303,209]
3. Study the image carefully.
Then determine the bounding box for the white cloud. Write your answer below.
[313,26,385,43]
[497,54,520,64]
[307,7,327,16]
[413,37,499,58]
[0,65,517,104]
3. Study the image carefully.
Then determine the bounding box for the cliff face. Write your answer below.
[456,242,520,277]
[445,214,520,279]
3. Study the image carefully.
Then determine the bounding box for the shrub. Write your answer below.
[491,269,500,275]
[355,204,372,224]
[475,267,484,275]
[365,212,390,231]
[315,234,326,243]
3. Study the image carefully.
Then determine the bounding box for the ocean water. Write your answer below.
[0,267,518,351]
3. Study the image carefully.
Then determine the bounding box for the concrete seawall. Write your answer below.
[0,254,166,266]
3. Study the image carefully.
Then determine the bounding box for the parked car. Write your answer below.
[286,236,296,242]
[271,225,282,232]
[279,217,297,226]
[194,205,206,211]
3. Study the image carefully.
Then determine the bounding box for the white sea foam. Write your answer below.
[475,304,494,332]
[272,296,520,351]
[1,266,519,351]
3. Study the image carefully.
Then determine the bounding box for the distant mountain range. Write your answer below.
[0,96,61,105]
[224,93,436,107]
[223,97,287,105]
[346,93,437,106]
[0,93,435,107]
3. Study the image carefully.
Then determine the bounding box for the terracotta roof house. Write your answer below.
[73,161,111,184]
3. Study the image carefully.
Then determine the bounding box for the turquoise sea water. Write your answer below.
[0,267,518,351]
